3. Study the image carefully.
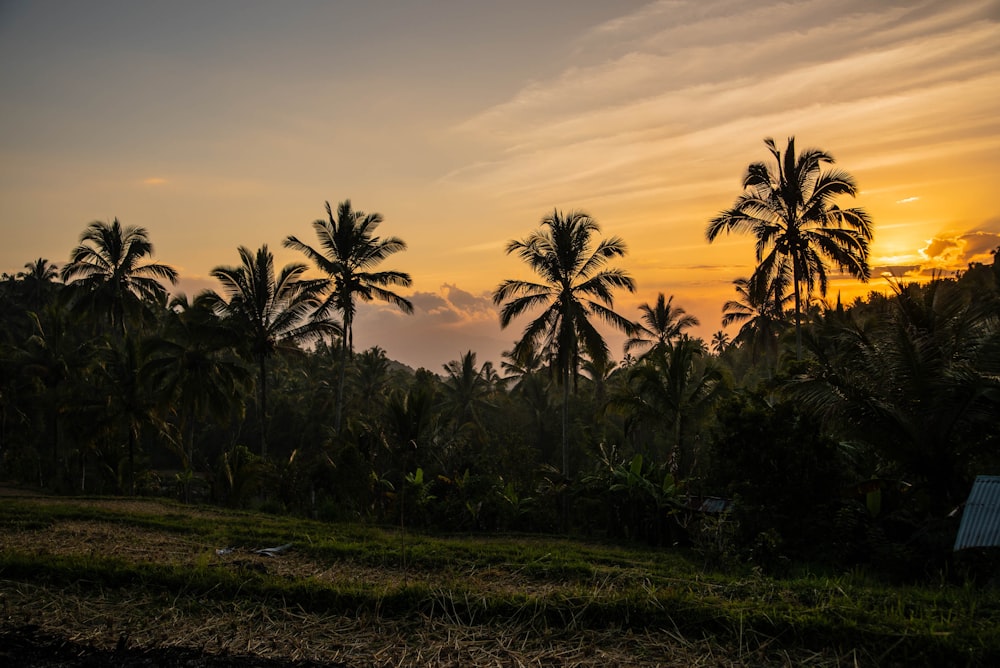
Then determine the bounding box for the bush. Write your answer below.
[707,394,846,567]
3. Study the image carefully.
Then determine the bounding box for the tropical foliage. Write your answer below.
[707,137,872,357]
[284,200,413,435]
[493,209,637,478]
[2,151,997,585]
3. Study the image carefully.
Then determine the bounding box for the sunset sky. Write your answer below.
[2,0,998,371]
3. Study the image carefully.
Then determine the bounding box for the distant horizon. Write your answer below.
[3,0,998,371]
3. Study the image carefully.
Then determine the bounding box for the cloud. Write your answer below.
[409,290,450,310]
[448,0,1000,212]
[441,283,494,316]
[921,236,962,262]
[347,283,505,370]
[895,196,919,204]
[405,285,497,324]
[142,177,167,185]
[961,230,1000,260]
[919,230,1000,270]
[874,265,922,278]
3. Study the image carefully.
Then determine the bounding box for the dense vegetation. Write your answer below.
[1,138,998,585]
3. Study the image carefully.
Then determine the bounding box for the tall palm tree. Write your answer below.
[204,245,338,458]
[60,219,178,336]
[707,137,872,358]
[624,293,699,357]
[493,209,637,478]
[284,200,413,435]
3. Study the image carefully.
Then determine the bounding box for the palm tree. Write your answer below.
[96,336,174,495]
[722,276,791,375]
[499,345,554,460]
[204,245,338,458]
[499,346,547,392]
[440,350,493,446]
[21,304,95,487]
[17,258,60,310]
[142,294,251,501]
[625,293,699,357]
[60,219,178,336]
[493,209,637,478]
[711,330,730,355]
[284,200,413,435]
[614,337,725,478]
[707,137,872,358]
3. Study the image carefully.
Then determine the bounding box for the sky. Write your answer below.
[2,0,998,371]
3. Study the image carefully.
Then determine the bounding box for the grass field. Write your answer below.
[1,489,997,666]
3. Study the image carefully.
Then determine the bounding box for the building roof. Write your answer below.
[954,475,1000,551]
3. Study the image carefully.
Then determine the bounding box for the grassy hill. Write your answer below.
[1,490,997,666]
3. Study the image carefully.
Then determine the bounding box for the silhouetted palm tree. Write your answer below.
[493,209,636,477]
[711,330,730,355]
[707,137,872,358]
[60,219,177,336]
[615,337,725,478]
[722,276,791,375]
[284,200,413,435]
[96,336,176,496]
[499,346,546,392]
[142,294,251,500]
[440,350,493,444]
[21,304,95,486]
[204,245,338,458]
[625,293,699,357]
[17,258,60,310]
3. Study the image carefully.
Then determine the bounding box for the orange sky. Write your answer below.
[2,1,998,370]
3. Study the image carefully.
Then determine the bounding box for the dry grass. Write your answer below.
[0,492,934,666]
[2,579,846,667]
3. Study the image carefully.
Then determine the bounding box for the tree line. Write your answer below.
[2,137,997,578]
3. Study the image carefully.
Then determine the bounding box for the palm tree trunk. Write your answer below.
[184,413,195,504]
[672,413,682,477]
[257,355,268,459]
[561,368,569,479]
[793,263,803,361]
[128,426,136,496]
[560,364,570,533]
[50,406,59,487]
[334,321,351,436]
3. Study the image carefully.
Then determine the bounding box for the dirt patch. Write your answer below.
[8,521,211,563]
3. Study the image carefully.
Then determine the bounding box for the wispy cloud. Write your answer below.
[448,0,1000,214]
[142,177,167,185]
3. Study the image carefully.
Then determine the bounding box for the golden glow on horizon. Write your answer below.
[1,0,998,370]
